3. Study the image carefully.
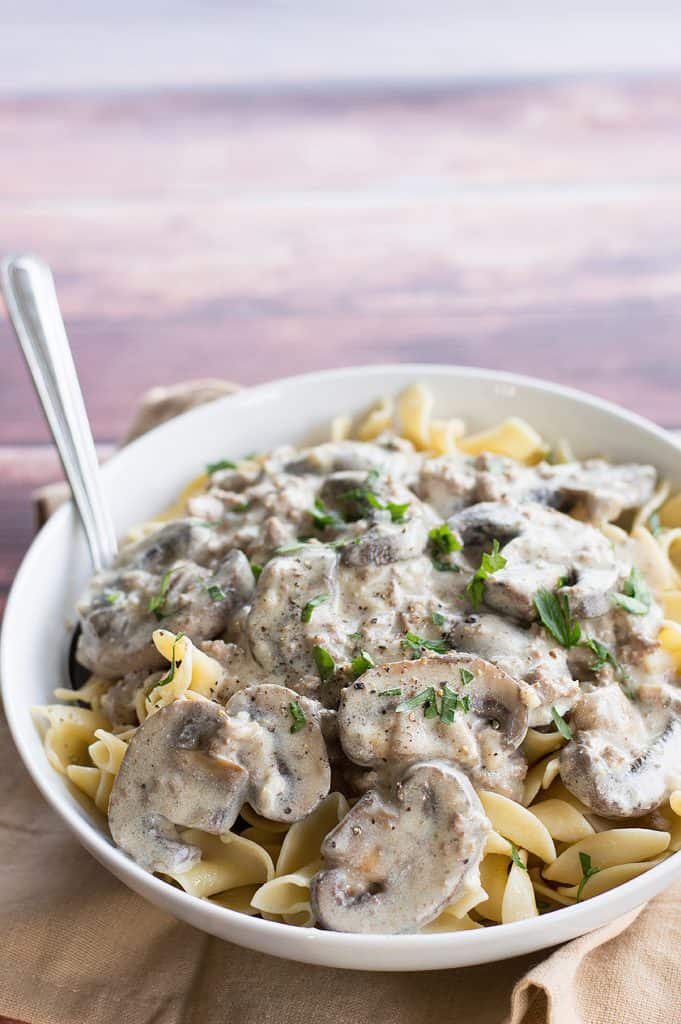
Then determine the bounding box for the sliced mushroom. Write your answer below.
[539,459,657,522]
[448,612,578,725]
[109,686,331,873]
[337,654,535,799]
[77,548,254,679]
[339,518,429,567]
[225,685,331,820]
[310,761,490,933]
[560,683,681,817]
[450,501,619,620]
[284,440,412,478]
[108,698,248,873]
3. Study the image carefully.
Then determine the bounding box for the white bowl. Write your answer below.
[3,363,681,971]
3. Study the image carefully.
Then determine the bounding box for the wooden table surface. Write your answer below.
[4,78,681,620]
[1,73,681,1024]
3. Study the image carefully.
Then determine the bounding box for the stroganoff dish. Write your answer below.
[36,385,681,933]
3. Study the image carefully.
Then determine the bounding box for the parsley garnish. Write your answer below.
[105,591,121,605]
[396,687,438,714]
[310,496,345,530]
[206,583,226,602]
[233,502,250,513]
[351,651,374,678]
[401,631,448,658]
[582,637,617,672]
[431,611,446,626]
[550,706,573,740]
[378,687,402,697]
[288,701,307,733]
[460,667,474,686]
[301,594,331,622]
[439,685,460,725]
[429,522,462,572]
[510,843,527,871]
[466,540,507,609]
[534,589,581,648]
[341,470,409,523]
[347,631,363,641]
[147,632,185,695]
[206,459,237,474]
[313,645,335,682]
[649,512,662,537]
[577,852,601,899]
[148,570,173,620]
[612,567,651,616]
[250,563,262,580]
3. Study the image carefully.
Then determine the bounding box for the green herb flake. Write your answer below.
[577,852,602,900]
[378,687,403,697]
[313,645,335,683]
[550,705,573,740]
[310,496,346,530]
[232,502,250,513]
[206,583,226,602]
[340,469,409,523]
[288,701,307,733]
[439,685,459,725]
[301,593,331,623]
[148,570,173,620]
[347,631,363,641]
[401,631,448,659]
[206,459,237,474]
[250,562,263,581]
[582,637,619,673]
[396,687,438,714]
[105,591,121,605]
[459,667,474,686]
[466,539,507,610]
[351,651,375,678]
[510,844,527,871]
[147,632,185,695]
[534,588,581,648]
[431,611,446,626]
[649,512,662,537]
[386,500,410,523]
[612,567,651,616]
[429,523,462,555]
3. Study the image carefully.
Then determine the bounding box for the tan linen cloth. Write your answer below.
[3,380,681,1024]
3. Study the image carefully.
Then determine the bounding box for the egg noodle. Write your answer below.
[34,384,681,930]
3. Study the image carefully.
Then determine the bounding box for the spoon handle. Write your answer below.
[1,254,118,571]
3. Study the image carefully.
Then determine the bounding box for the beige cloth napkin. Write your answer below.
[3,381,680,1024]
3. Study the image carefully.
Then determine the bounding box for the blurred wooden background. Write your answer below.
[2,8,681,625]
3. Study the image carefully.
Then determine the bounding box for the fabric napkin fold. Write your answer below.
[2,380,679,1024]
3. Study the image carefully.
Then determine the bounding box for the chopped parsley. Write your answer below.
[648,512,662,537]
[105,591,121,605]
[378,687,403,697]
[401,631,448,658]
[466,539,507,610]
[534,588,581,648]
[577,852,601,900]
[148,570,173,620]
[396,687,438,715]
[313,645,335,682]
[301,594,331,623]
[459,667,474,686]
[340,469,409,523]
[206,458,237,474]
[351,651,374,678]
[250,562,262,580]
[232,502,250,513]
[429,522,462,572]
[431,611,446,626]
[582,637,617,672]
[550,705,573,740]
[612,567,651,616]
[310,496,345,530]
[439,685,460,725]
[510,843,527,871]
[206,583,226,602]
[288,701,307,733]
[148,632,185,694]
[347,631,363,641]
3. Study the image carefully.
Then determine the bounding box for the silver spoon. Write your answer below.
[1,254,118,685]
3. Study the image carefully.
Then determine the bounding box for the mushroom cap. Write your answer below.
[337,653,534,799]
[108,698,248,874]
[225,684,331,821]
[450,501,619,621]
[560,683,681,817]
[310,760,490,933]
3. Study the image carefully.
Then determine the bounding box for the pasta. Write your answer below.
[37,382,681,934]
